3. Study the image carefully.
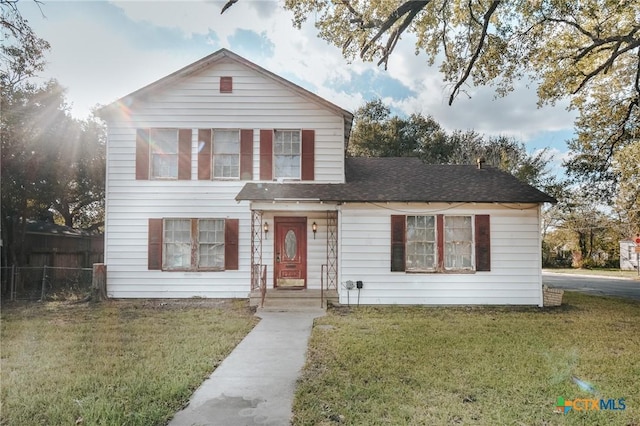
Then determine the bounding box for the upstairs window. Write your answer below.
[151,129,179,178]
[136,128,192,180]
[213,130,240,178]
[274,130,301,179]
[259,129,314,181]
[198,129,253,181]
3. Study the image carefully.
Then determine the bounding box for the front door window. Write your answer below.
[285,230,297,260]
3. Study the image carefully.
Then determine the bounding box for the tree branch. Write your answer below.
[448,0,500,105]
[361,0,431,65]
[573,39,640,95]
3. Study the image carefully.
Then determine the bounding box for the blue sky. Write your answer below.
[20,0,576,170]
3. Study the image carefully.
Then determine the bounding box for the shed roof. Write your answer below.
[236,157,557,204]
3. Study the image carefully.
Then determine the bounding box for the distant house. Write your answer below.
[620,240,639,271]
[99,48,556,306]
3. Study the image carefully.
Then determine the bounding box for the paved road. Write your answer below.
[543,272,640,301]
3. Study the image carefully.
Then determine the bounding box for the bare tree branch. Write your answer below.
[220,0,238,15]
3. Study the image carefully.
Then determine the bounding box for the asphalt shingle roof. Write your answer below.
[236,157,557,204]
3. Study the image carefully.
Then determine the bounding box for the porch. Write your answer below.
[247,206,339,310]
[249,288,339,311]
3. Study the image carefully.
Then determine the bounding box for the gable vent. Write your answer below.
[220,76,233,93]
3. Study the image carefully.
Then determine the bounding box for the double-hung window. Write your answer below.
[213,130,240,178]
[162,218,226,271]
[274,130,301,179]
[392,214,489,272]
[406,215,437,271]
[444,216,473,270]
[197,219,225,268]
[151,129,179,178]
[164,219,192,269]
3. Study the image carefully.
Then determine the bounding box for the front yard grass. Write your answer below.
[1,299,257,426]
[293,292,640,425]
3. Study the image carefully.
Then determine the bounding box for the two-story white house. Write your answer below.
[99,49,556,307]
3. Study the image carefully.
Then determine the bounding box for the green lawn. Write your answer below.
[293,293,640,425]
[1,299,257,426]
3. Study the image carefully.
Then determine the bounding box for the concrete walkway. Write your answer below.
[168,309,325,426]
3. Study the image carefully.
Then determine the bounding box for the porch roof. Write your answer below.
[236,157,557,204]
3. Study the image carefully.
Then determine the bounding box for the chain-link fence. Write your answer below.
[1,266,93,301]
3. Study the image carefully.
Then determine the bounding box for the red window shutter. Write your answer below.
[198,129,212,180]
[301,130,315,181]
[178,129,192,180]
[225,219,239,270]
[148,219,163,270]
[475,215,491,271]
[240,129,253,180]
[220,76,233,93]
[260,130,273,181]
[437,214,445,270]
[136,129,150,180]
[391,215,406,272]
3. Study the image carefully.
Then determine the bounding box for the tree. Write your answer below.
[348,99,562,196]
[260,0,638,202]
[50,114,106,230]
[1,80,63,264]
[1,0,50,85]
[545,193,622,268]
[1,80,105,265]
[348,99,450,158]
[612,143,640,237]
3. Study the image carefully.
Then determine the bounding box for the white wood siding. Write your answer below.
[338,203,543,306]
[104,59,346,298]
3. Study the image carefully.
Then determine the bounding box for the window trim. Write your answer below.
[212,129,241,180]
[405,215,437,272]
[391,214,490,273]
[443,215,474,271]
[150,128,179,180]
[259,129,314,181]
[273,129,302,180]
[162,218,225,272]
[136,128,192,181]
[148,218,239,272]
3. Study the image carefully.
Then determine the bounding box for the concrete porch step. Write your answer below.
[250,289,338,311]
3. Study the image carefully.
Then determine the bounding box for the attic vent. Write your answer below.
[220,76,233,93]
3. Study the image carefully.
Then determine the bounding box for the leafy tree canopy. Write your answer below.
[269,0,639,201]
[1,0,50,85]
[612,143,640,236]
[1,79,106,264]
[348,99,563,198]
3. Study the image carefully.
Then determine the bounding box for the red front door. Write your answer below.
[274,217,307,289]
